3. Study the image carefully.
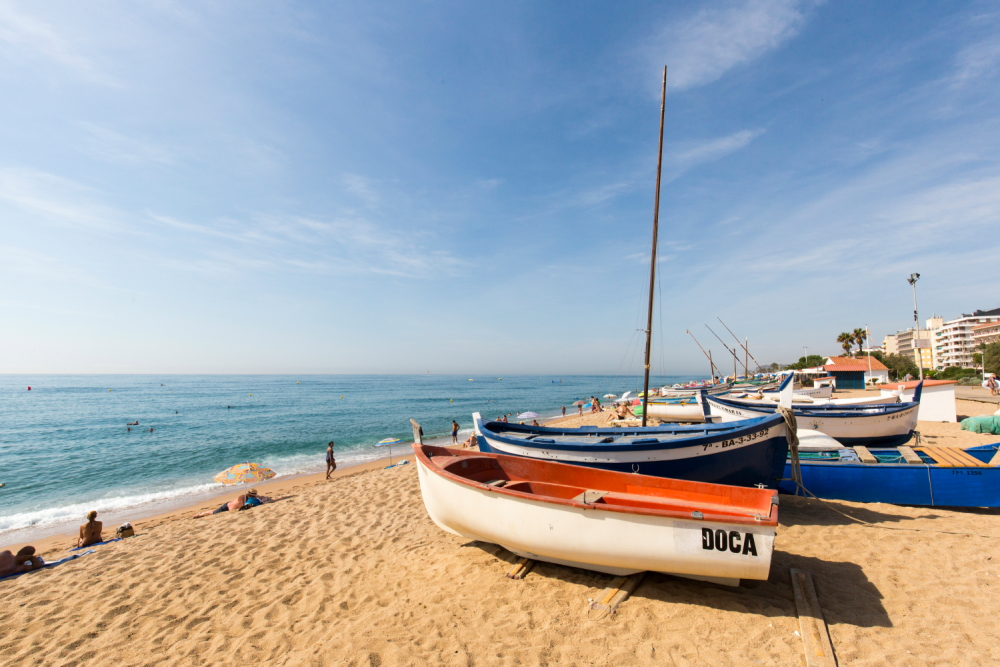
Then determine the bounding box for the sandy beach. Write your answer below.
[3,398,1000,666]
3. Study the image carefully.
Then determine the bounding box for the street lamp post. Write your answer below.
[907,273,923,381]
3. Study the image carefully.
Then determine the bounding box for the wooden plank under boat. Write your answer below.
[777,444,1000,507]
[414,444,779,586]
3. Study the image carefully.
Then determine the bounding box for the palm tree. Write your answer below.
[853,328,867,356]
[837,332,853,356]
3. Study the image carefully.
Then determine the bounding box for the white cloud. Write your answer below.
[651,0,805,92]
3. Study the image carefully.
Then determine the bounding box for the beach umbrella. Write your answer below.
[213,462,276,486]
[631,399,642,406]
[376,437,404,466]
[572,400,586,407]
[603,394,618,399]
[517,412,539,419]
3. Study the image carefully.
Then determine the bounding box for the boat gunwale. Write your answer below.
[476,413,785,452]
[414,444,779,527]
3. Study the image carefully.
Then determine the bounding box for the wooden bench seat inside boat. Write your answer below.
[916,447,992,468]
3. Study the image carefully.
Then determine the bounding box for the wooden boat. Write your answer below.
[752,385,833,399]
[707,382,922,448]
[473,411,789,488]
[644,396,708,422]
[729,393,901,406]
[778,444,1000,507]
[414,443,778,585]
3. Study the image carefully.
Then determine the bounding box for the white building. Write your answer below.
[933,307,1000,369]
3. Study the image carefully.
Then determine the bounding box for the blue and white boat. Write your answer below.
[707,381,922,448]
[472,411,790,488]
[778,444,1000,507]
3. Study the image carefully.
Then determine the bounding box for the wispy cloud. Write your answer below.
[77,123,176,165]
[648,0,805,92]
[0,167,121,231]
[670,129,765,174]
[341,173,380,207]
[147,209,466,280]
[0,1,115,85]
[951,35,1000,86]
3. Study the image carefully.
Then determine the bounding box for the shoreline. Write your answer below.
[5,447,422,558]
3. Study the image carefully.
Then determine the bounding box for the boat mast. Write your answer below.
[718,317,763,373]
[686,329,720,381]
[642,66,667,427]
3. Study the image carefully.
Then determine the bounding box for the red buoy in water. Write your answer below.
[27,386,31,390]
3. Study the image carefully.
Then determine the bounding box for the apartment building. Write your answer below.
[972,320,1000,347]
[933,307,1000,369]
[887,315,941,370]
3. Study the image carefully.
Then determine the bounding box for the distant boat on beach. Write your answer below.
[707,382,923,448]
[414,443,777,585]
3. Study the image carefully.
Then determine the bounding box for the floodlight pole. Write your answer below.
[908,273,923,380]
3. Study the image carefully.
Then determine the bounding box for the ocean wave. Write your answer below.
[0,482,222,533]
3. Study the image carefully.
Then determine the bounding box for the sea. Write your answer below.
[0,374,702,547]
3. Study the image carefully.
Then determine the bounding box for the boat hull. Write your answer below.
[474,414,789,488]
[416,455,775,581]
[707,396,918,447]
[778,445,1000,507]
[645,399,705,422]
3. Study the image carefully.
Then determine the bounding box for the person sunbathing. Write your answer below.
[194,489,286,518]
[238,489,286,511]
[0,547,45,577]
[194,492,249,518]
[78,511,103,548]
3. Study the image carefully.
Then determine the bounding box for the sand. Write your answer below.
[3,401,1000,666]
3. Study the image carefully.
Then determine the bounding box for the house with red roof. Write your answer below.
[823,355,889,389]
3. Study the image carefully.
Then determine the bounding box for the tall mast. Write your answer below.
[642,66,667,427]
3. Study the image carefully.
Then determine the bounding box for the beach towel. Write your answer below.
[960,416,1000,435]
[0,550,95,582]
[70,538,121,551]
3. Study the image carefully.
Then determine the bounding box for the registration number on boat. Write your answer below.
[714,428,769,450]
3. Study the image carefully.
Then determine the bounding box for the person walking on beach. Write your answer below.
[78,511,103,548]
[325,441,336,480]
[451,420,459,444]
[561,406,566,417]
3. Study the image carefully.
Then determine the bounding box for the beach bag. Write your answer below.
[116,522,135,538]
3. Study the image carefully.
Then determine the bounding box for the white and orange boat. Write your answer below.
[414,444,779,586]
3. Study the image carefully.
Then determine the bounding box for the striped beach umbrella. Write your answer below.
[213,462,276,486]
[376,437,404,466]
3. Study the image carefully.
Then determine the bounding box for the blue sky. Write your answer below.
[1,0,999,375]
